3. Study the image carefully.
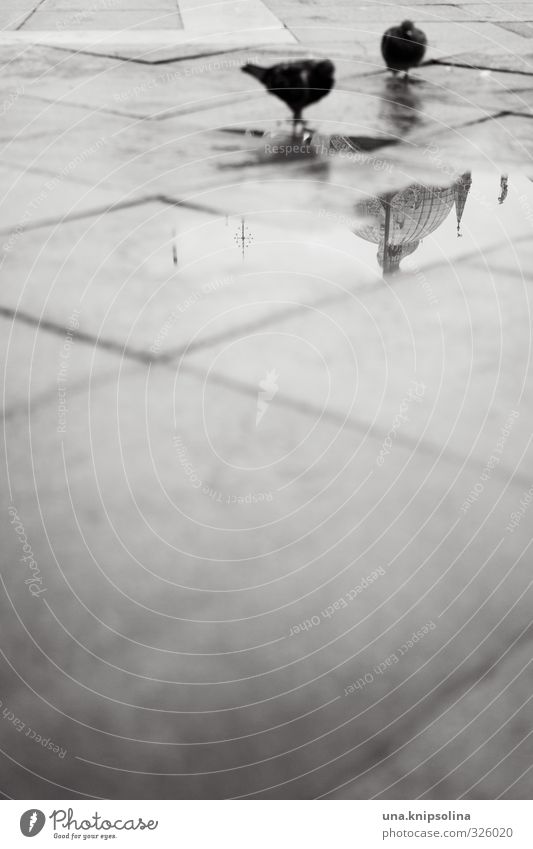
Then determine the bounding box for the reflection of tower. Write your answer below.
[454,172,472,237]
[380,76,422,134]
[234,218,254,259]
[498,174,508,205]
[354,174,472,274]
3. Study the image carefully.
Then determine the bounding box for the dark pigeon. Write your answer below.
[381,20,427,79]
[242,59,335,134]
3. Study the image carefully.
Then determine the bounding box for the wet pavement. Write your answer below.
[1,1,533,800]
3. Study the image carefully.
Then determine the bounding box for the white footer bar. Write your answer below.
[2,800,530,848]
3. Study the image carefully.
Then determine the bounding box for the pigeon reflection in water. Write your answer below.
[354,174,472,275]
[380,76,422,134]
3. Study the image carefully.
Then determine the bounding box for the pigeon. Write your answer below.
[381,20,427,79]
[242,59,335,135]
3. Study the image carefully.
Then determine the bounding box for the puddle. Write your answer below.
[349,171,531,276]
[160,168,533,298]
[219,126,398,166]
[353,173,474,274]
[187,158,533,280]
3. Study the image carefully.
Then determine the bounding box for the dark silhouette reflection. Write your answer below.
[354,173,472,275]
[499,175,508,205]
[380,77,423,134]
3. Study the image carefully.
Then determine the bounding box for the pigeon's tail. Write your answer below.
[241,63,267,83]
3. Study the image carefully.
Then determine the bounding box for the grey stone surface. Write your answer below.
[1,0,533,802]
[2,363,531,798]
[0,314,121,417]
[23,11,184,32]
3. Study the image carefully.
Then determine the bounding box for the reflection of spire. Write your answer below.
[498,174,508,205]
[380,196,417,273]
[454,172,472,237]
[233,217,254,259]
[172,228,178,266]
[381,196,393,274]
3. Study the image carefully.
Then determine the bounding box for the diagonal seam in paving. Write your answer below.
[2,280,532,493]
[322,623,533,800]
[14,0,48,32]
[435,59,533,76]
[0,196,166,236]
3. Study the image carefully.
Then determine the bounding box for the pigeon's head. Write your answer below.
[400,20,415,35]
[315,59,335,82]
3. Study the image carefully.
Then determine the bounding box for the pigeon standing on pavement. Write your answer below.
[381,20,427,79]
[241,59,335,135]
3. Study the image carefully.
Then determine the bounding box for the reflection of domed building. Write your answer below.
[354,173,472,274]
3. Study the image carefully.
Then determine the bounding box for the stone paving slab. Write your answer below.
[436,50,533,73]
[457,3,533,21]
[180,182,533,485]
[3,0,296,52]
[3,47,272,120]
[270,4,475,25]
[409,113,533,169]
[23,11,184,32]
[0,90,132,145]
[421,64,533,99]
[0,161,131,238]
[0,314,124,417]
[0,11,36,30]
[0,28,296,52]
[310,77,494,142]
[38,0,179,9]
[2,0,533,803]
[1,356,531,798]
[334,638,533,799]
[499,21,533,38]
[6,183,448,358]
[421,20,533,56]
[473,228,533,277]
